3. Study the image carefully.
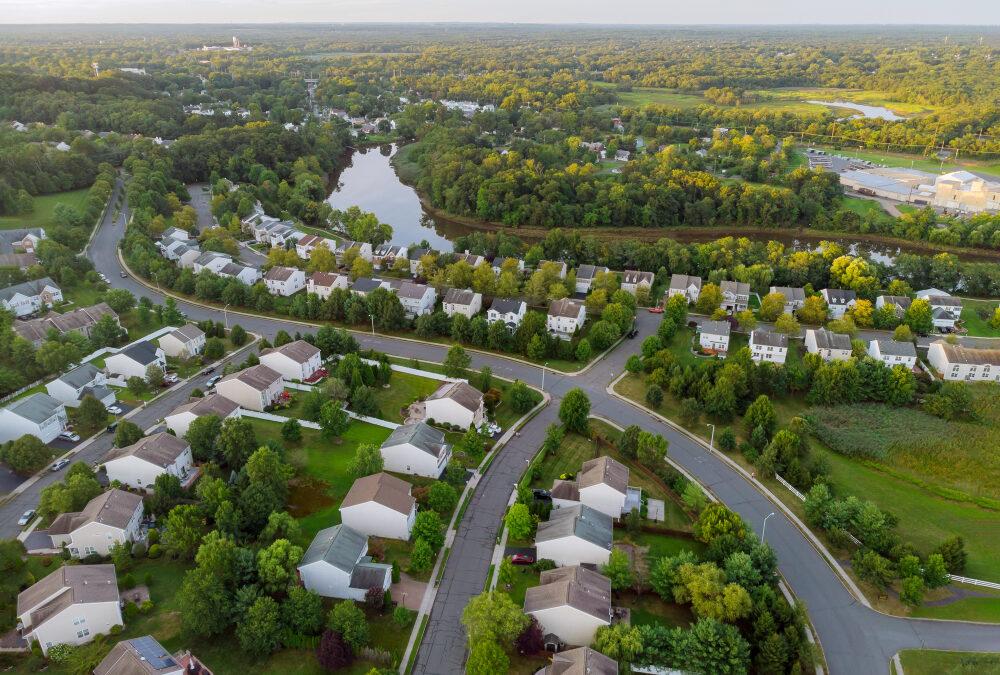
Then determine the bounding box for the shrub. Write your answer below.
[121,573,136,589]
[393,605,414,627]
[147,544,162,559]
[139,600,154,614]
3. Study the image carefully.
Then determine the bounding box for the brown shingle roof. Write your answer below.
[218,364,282,391]
[524,565,612,622]
[260,339,320,364]
[444,288,477,306]
[17,564,119,625]
[309,271,345,288]
[48,489,142,534]
[549,298,584,318]
[264,266,297,282]
[168,393,239,419]
[578,456,628,495]
[547,647,618,675]
[550,480,580,501]
[428,380,483,413]
[104,432,189,468]
[932,340,1000,366]
[340,472,415,515]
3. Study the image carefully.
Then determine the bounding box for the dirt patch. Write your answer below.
[121,584,150,605]
[287,476,336,518]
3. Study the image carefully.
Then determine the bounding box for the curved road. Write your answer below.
[25,178,1000,674]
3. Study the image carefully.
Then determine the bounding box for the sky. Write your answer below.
[2,0,1000,25]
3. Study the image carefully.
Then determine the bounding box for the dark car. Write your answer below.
[532,488,552,502]
[510,553,534,565]
[106,421,118,433]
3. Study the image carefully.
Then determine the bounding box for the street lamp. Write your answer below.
[369,314,375,335]
[223,304,230,330]
[541,362,549,391]
[706,423,716,450]
[761,512,775,543]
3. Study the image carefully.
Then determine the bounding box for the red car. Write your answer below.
[648,306,664,313]
[510,553,534,565]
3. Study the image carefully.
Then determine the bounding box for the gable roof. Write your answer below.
[489,297,525,314]
[623,270,654,285]
[17,564,119,625]
[576,264,607,281]
[166,323,205,344]
[669,273,702,290]
[168,393,239,419]
[264,266,299,282]
[549,298,584,318]
[721,280,750,296]
[770,286,807,302]
[822,288,857,305]
[309,271,347,288]
[578,456,628,495]
[872,338,917,357]
[932,340,1000,366]
[398,281,432,300]
[700,319,731,337]
[427,380,483,413]
[300,524,367,572]
[105,432,190,467]
[94,635,182,675]
[524,565,612,622]
[218,364,282,391]
[341,472,415,515]
[751,330,788,349]
[548,647,618,675]
[382,422,450,459]
[15,303,118,343]
[260,339,320,364]
[0,276,60,303]
[444,288,478,306]
[536,504,613,550]
[4,392,63,424]
[810,328,852,351]
[48,489,142,535]
[117,341,161,366]
[57,363,102,390]
[351,277,382,293]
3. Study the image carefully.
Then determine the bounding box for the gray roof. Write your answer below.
[623,270,654,286]
[700,319,731,337]
[926,295,962,308]
[48,489,142,535]
[490,297,525,314]
[260,339,320,364]
[0,228,44,253]
[301,524,367,573]
[548,647,618,675]
[349,561,392,590]
[428,380,483,413]
[549,298,585,318]
[576,264,607,281]
[397,281,431,300]
[669,273,702,290]
[872,339,917,357]
[524,566,611,621]
[751,330,788,349]
[218,363,282,391]
[94,635,180,675]
[168,393,239,419]
[105,432,190,467]
[822,288,857,305]
[119,341,161,366]
[721,280,750,296]
[444,288,478,306]
[5,392,63,424]
[578,456,628,495]
[770,286,807,302]
[264,266,298,282]
[536,504,613,550]
[58,363,102,390]
[194,251,228,266]
[811,328,852,351]
[167,323,204,343]
[382,422,450,459]
[351,277,382,293]
[17,564,118,626]
[0,276,60,303]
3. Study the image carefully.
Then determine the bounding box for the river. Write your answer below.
[805,100,905,121]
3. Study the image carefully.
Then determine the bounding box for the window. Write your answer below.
[76,628,90,638]
[72,616,86,626]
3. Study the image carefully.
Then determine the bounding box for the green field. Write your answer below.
[911,591,1000,623]
[371,371,442,422]
[899,650,1000,675]
[841,196,887,218]
[961,298,1000,337]
[803,143,1000,180]
[0,188,90,230]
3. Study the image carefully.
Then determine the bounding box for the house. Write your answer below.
[164,394,240,437]
[14,303,119,346]
[867,339,917,369]
[191,252,232,275]
[424,380,485,430]
[0,393,69,443]
[769,286,807,313]
[339,473,417,540]
[443,288,482,318]
[917,293,962,329]
[296,524,392,600]
[264,266,306,296]
[614,149,630,162]
[805,328,853,362]
[94,635,212,675]
[491,257,525,276]
[372,244,408,270]
[0,277,63,317]
[721,280,751,313]
[0,228,45,268]
[102,433,195,492]
[295,234,333,260]
[667,274,702,304]
[538,260,568,279]
[749,330,789,364]
[575,265,609,294]
[407,247,434,275]
[535,504,613,567]
[216,262,261,285]
[928,339,1000,381]
[820,289,857,319]
[307,271,350,299]
[105,341,166,380]
[45,364,115,407]
[160,227,189,243]
[452,252,486,268]
[487,298,527,329]
[550,456,629,519]
[621,270,655,296]
[16,565,122,655]
[699,320,731,354]
[259,340,322,381]
[379,422,452,478]
[876,295,912,319]
[158,324,206,359]
[548,298,586,340]
[350,277,383,298]
[48,489,143,557]
[538,647,617,675]
[174,245,202,270]
[396,281,436,318]
[214,364,284,411]
[335,240,374,263]
[524,566,612,647]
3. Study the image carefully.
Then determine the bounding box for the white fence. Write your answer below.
[238,408,320,429]
[360,357,457,383]
[284,381,315,392]
[79,325,179,365]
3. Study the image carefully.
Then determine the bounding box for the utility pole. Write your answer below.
[761,512,775,543]
[706,423,715,450]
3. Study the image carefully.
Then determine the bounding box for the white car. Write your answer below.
[51,458,71,471]
[58,431,80,442]
[18,510,36,526]
[106,405,122,415]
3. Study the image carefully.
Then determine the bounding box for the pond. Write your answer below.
[805,100,906,121]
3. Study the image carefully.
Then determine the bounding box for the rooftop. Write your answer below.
[872,338,917,357]
[105,432,190,468]
[168,393,239,419]
[0,276,60,303]
[49,489,142,535]
[264,266,299,282]
[4,392,63,424]
[444,288,479,306]
[341,472,415,515]
[546,647,618,675]
[118,341,161,366]
[427,380,483,413]
[301,524,366,573]
[700,319,731,337]
[17,564,119,626]
[578,456,628,495]
[167,323,205,343]
[94,635,187,675]
[218,364,282,391]
[536,504,613,550]
[382,422,450,459]
[810,328,852,351]
[549,298,585,319]
[261,339,320,364]
[524,565,612,622]
[751,330,788,349]
[932,340,1000,366]
[490,297,525,315]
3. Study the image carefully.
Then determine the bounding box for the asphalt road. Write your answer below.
[14,175,998,674]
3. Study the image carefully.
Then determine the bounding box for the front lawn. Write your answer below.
[616,591,694,629]
[899,649,1000,675]
[0,188,90,231]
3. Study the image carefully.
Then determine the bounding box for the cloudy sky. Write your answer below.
[2,0,999,24]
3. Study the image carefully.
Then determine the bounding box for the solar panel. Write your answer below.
[131,635,177,670]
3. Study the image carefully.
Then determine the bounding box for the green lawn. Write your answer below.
[616,591,694,629]
[912,591,1000,622]
[899,649,1000,675]
[960,298,1000,337]
[803,143,1000,180]
[56,280,108,310]
[0,188,90,230]
[613,530,705,563]
[841,196,887,218]
[372,371,441,422]
[502,566,541,606]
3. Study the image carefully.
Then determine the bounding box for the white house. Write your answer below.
[214,364,284,411]
[379,422,452,478]
[175,246,202,270]
[259,340,323,382]
[667,274,702,304]
[868,339,917,369]
[540,648,617,675]
[191,252,232,275]
[350,277,383,298]
[17,565,122,655]
[749,330,789,364]
[296,524,392,601]
[491,257,525,276]
[535,504,614,567]
[102,432,195,492]
[805,328,853,362]
[622,270,655,296]
[94,636,210,675]
[721,280,751,313]
[453,252,486,268]
[407,247,434,275]
[396,281,436,318]
[15,303,119,347]
[487,298,527,329]
[164,394,240,437]
[698,319,731,354]
[423,380,485,430]
[549,456,629,519]
[105,342,166,380]
[307,271,350,299]
[160,227,189,243]
[770,286,807,314]
[48,489,144,557]
[335,240,374,263]
[575,265,609,294]
[295,234,333,260]
[875,295,912,319]
[0,393,69,444]
[917,293,962,329]
[45,364,116,408]
[928,340,1000,381]
[0,228,45,269]
[538,260,567,279]
[548,298,586,340]
[372,244,408,270]
[217,262,261,285]
[264,266,306,296]
[0,277,63,317]
[158,324,206,359]
[443,288,482,318]
[524,566,612,647]
[339,473,416,540]
[820,289,857,319]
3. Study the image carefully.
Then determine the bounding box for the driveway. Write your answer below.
[393,573,427,611]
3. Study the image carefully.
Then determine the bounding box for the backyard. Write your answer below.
[960,298,1000,338]
[0,187,91,230]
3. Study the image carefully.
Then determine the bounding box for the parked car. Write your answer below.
[510,553,534,565]
[58,431,80,442]
[206,375,221,388]
[648,306,664,313]
[106,405,122,415]
[532,489,552,502]
[119,271,127,278]
[50,458,70,472]
[106,421,118,433]
[204,366,216,374]
[627,327,639,339]
[18,510,36,526]
[164,373,180,384]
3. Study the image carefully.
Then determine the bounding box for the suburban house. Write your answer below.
[407,247,434,275]
[372,244,408,270]
[339,472,417,540]
[0,277,63,317]
[174,245,202,270]
[350,277,384,298]
[443,288,483,318]
[452,252,486,268]
[48,489,144,557]
[296,524,392,600]
[191,252,232,275]
[867,339,918,369]
[548,298,586,340]
[397,281,436,317]
[621,270,655,296]
[295,234,333,260]
[264,266,306,296]
[94,635,212,675]
[875,295,912,319]
[928,339,1000,381]
[550,456,630,519]
[0,393,69,443]
[424,380,485,430]
[379,422,452,478]
[335,240,374,263]
[216,262,261,286]
[538,260,568,279]
[535,504,614,567]
[105,341,166,380]
[491,257,525,276]
[158,324,206,359]
[164,394,240,437]
[614,149,630,161]
[805,328,853,362]
[259,340,323,381]
[769,286,807,313]
[524,566,612,647]
[574,265,609,294]
[0,228,45,268]
[721,280,751,313]
[820,289,857,319]
[916,292,963,329]
[45,364,116,407]
[698,319,731,354]
[749,330,789,364]
[214,364,284,411]
[161,238,192,262]
[307,271,350,299]
[14,303,119,347]
[487,298,527,329]
[17,565,122,655]
[102,432,195,492]
[160,227,189,243]
[538,648,617,675]
[667,274,702,304]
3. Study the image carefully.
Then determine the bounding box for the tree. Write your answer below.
[695,283,723,315]
[76,395,107,431]
[237,596,283,657]
[923,553,950,589]
[797,295,827,324]
[185,414,221,461]
[903,298,933,334]
[467,640,508,675]
[327,600,369,652]
[409,537,434,573]
[316,629,353,670]
[900,575,925,608]
[177,567,234,638]
[593,623,643,663]
[516,616,545,655]
[114,420,143,448]
[774,313,800,335]
[204,337,224,359]
[145,364,164,388]
[443,345,471,377]
[1,435,51,474]
[230,324,248,347]
[602,548,634,590]
[103,288,136,313]
[852,549,895,591]
[735,310,757,333]
[755,632,788,674]
[679,618,751,675]
[479,365,493,392]
[126,376,147,398]
[933,536,967,573]
[217,418,258,468]
[348,443,383,478]
[260,511,301,544]
[413,510,445,550]
[428,481,458,513]
[509,380,536,413]
[893,324,914,342]
[257,538,304,593]
[461,591,528,644]
[281,418,303,443]
[743,395,776,438]
[645,385,664,408]
[319,401,350,440]
[694,504,748,545]
[559,388,590,433]
[150,473,182,515]
[576,339,592,362]
[759,293,786,321]
[461,426,487,457]
[505,503,534,540]
[161,505,206,559]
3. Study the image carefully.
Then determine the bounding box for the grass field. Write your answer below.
[0,188,90,230]
[841,196,887,218]
[961,298,1000,337]
[371,371,441,422]
[802,143,1000,180]
[911,591,1000,623]
[899,650,1000,675]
